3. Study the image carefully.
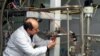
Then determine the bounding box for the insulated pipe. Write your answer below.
[0,0,7,56]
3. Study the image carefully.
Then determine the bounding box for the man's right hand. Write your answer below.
[47,39,56,49]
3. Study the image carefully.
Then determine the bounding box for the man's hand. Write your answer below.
[47,37,56,49]
[50,36,56,41]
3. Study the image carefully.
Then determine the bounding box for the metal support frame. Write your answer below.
[26,6,82,56]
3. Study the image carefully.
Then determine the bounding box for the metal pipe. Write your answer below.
[86,17,90,34]
[0,5,81,12]
[31,5,81,11]
[86,16,90,56]
[0,0,7,56]
[80,9,85,56]
[66,8,70,56]
[58,33,100,37]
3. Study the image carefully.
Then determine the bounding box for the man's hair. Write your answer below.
[23,17,38,30]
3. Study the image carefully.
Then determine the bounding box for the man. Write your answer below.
[3,17,56,56]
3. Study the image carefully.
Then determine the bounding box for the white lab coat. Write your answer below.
[3,26,47,56]
[33,35,49,56]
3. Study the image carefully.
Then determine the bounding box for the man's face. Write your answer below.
[32,27,39,35]
[29,25,39,36]
[26,18,39,36]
